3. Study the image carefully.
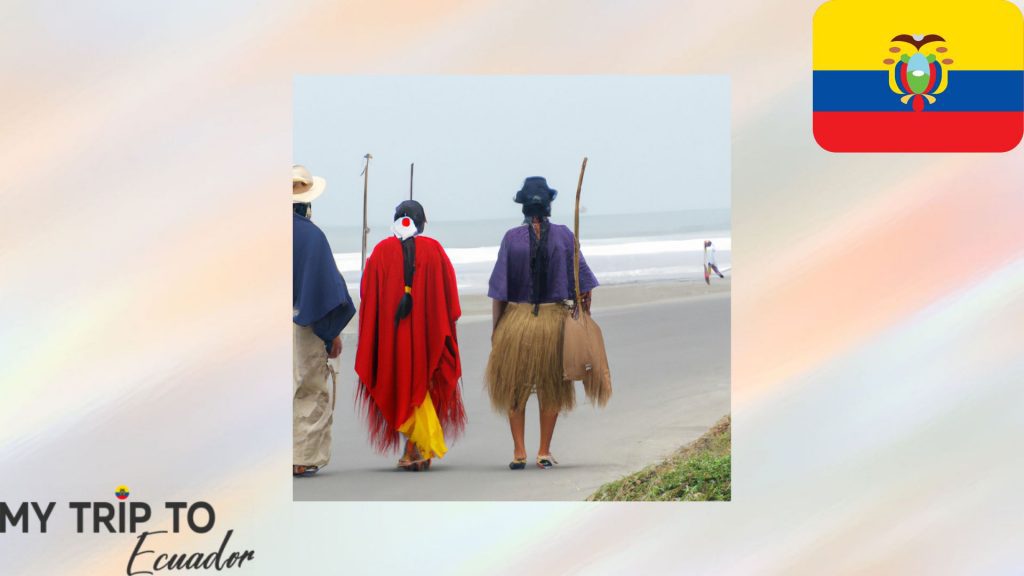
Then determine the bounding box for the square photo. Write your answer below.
[292,76,731,501]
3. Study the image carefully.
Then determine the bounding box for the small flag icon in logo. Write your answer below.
[115,485,130,500]
[813,0,1024,152]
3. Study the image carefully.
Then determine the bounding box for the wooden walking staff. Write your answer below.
[409,162,415,200]
[360,153,372,272]
[573,156,588,314]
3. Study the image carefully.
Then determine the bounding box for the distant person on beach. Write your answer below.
[704,240,725,285]
[486,177,599,470]
[293,165,356,477]
[355,200,466,472]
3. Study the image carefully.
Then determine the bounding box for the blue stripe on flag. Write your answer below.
[813,70,1024,112]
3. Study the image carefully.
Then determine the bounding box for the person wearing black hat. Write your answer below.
[486,177,600,470]
[355,200,467,471]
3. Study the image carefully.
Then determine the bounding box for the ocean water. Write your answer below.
[323,210,731,295]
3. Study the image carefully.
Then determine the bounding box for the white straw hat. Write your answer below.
[292,165,326,203]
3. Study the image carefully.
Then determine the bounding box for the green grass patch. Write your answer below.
[588,415,731,501]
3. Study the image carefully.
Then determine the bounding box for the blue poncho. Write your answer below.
[293,213,355,343]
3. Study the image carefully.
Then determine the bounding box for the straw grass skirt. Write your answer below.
[486,302,575,413]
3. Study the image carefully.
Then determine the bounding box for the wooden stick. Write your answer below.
[573,157,588,314]
[409,162,415,200]
[361,153,372,272]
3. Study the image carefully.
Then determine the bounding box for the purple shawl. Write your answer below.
[488,223,599,303]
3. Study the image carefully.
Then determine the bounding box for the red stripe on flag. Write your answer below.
[814,112,1023,152]
[925,62,936,94]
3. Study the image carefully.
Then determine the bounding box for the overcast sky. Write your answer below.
[294,76,730,227]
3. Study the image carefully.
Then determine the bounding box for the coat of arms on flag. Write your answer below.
[813,0,1024,152]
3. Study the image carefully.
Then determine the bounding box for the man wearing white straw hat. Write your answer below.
[293,165,355,477]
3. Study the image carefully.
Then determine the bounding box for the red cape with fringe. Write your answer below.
[355,235,465,454]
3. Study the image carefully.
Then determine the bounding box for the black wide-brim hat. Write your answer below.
[514,176,557,206]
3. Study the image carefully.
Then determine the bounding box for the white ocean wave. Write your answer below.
[335,234,731,294]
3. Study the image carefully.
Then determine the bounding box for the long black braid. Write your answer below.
[528,218,550,316]
[394,236,416,326]
[392,200,426,327]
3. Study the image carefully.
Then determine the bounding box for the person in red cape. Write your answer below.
[355,200,466,471]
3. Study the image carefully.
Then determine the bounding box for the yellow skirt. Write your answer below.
[397,392,447,460]
[485,302,575,413]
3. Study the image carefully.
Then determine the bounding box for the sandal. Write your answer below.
[293,465,320,477]
[398,440,431,472]
[509,458,527,470]
[398,457,431,472]
[536,455,558,469]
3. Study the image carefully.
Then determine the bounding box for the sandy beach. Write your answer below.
[298,279,730,501]
[342,278,732,332]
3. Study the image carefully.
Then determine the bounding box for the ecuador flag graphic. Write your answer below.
[813,0,1024,152]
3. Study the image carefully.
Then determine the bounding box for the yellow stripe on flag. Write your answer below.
[814,0,1024,70]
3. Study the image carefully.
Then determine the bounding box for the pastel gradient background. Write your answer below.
[2,1,1023,575]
